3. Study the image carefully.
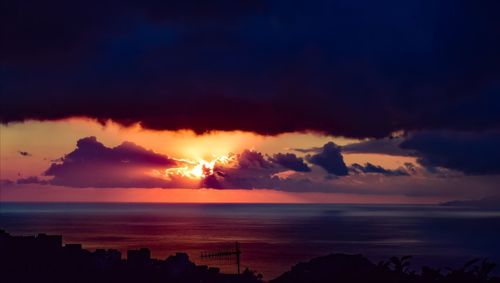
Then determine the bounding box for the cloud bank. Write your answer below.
[8,135,500,200]
[23,137,414,192]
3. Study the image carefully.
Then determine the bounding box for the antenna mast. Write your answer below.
[200,241,242,274]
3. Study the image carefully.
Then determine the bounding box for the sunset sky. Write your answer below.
[1,0,500,203]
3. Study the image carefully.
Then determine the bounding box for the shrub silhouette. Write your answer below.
[272,254,500,283]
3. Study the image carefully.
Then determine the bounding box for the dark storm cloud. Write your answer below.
[269,153,311,172]
[399,131,500,175]
[307,142,348,176]
[350,163,409,176]
[44,136,178,187]
[2,0,500,138]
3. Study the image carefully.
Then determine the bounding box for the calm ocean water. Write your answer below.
[1,203,500,279]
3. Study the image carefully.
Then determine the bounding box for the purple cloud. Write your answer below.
[350,163,409,176]
[44,137,178,188]
[237,150,273,169]
[269,153,311,172]
[307,142,348,176]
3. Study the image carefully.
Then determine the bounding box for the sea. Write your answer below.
[1,203,499,279]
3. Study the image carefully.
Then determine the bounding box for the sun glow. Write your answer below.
[165,154,235,179]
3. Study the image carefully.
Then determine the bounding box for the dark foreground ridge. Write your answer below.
[1,229,499,283]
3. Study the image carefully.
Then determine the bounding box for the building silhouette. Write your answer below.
[0,229,261,283]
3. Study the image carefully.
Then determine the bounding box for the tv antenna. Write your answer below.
[200,242,241,274]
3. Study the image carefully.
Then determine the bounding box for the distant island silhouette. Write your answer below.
[441,195,500,210]
[1,229,499,283]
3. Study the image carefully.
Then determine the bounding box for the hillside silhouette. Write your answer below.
[271,254,500,283]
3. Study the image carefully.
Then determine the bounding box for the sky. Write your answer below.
[1,0,500,203]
